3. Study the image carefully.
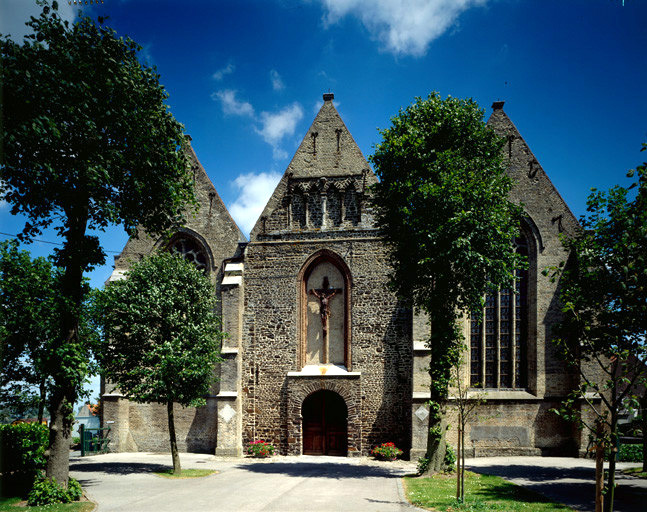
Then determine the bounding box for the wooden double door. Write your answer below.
[302,390,348,456]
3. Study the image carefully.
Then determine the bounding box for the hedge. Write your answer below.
[0,423,49,497]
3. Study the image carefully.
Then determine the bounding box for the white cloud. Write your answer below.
[255,103,304,149]
[313,100,324,114]
[212,89,255,117]
[0,0,76,43]
[315,0,487,57]
[213,62,235,81]
[229,171,282,235]
[270,69,285,91]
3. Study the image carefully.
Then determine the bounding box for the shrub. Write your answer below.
[371,442,403,461]
[618,444,643,462]
[247,440,275,458]
[443,444,456,470]
[0,423,49,474]
[417,457,430,475]
[0,423,49,497]
[27,477,83,506]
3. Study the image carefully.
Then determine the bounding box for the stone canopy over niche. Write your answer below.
[306,262,345,365]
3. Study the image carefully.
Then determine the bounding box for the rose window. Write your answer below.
[168,236,208,271]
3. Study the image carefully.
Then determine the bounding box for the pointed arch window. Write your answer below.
[470,235,529,389]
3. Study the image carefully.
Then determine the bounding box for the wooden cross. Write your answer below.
[309,276,342,364]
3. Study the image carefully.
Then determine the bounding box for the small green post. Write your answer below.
[80,424,85,457]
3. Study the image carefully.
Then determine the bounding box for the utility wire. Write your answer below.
[0,231,122,254]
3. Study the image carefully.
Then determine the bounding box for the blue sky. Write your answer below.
[1,0,645,405]
[2,0,646,290]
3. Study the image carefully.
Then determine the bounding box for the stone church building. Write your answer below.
[103,93,582,459]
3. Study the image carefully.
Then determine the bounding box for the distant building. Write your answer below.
[103,94,587,458]
[74,404,99,436]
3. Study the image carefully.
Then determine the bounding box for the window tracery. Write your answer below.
[168,235,208,271]
[470,234,529,389]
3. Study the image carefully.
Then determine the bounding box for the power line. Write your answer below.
[0,231,122,254]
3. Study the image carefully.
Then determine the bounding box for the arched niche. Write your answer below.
[298,250,352,369]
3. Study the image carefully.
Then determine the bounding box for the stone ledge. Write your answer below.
[287,365,361,378]
[216,391,238,398]
[412,390,542,401]
[413,342,430,352]
[220,347,239,355]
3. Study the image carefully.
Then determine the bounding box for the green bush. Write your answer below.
[0,423,49,474]
[27,477,83,506]
[0,423,49,497]
[618,444,643,462]
[417,457,430,475]
[443,445,456,470]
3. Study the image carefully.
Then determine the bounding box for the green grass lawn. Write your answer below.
[153,469,217,479]
[0,496,94,512]
[403,471,574,511]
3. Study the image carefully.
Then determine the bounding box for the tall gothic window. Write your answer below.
[470,235,529,389]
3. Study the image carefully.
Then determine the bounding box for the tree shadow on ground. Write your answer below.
[70,461,168,475]
[469,465,647,512]
[469,463,594,481]
[234,461,403,480]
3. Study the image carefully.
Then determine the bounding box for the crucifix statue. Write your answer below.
[309,276,342,364]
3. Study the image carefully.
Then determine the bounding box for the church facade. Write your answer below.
[103,94,584,459]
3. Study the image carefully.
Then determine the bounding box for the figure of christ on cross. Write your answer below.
[309,276,342,364]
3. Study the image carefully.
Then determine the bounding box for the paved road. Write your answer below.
[467,456,647,512]
[70,452,422,512]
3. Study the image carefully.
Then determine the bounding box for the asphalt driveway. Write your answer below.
[70,452,421,512]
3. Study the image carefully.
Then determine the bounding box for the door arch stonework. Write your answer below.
[286,377,361,456]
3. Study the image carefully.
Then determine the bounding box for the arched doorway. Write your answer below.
[302,390,347,456]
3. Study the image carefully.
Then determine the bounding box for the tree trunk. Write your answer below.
[45,385,76,486]
[45,213,87,487]
[38,378,46,424]
[595,420,605,512]
[607,413,618,512]
[167,400,181,474]
[424,307,458,474]
[456,424,461,500]
[641,391,647,473]
[461,421,465,502]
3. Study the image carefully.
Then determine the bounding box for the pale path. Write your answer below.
[70,452,424,512]
[467,456,647,512]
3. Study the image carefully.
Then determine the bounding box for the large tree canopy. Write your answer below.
[370,93,523,471]
[92,253,223,474]
[0,1,195,485]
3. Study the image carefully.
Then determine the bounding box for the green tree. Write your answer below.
[370,93,523,472]
[92,253,223,475]
[0,240,61,422]
[549,144,647,512]
[0,2,194,485]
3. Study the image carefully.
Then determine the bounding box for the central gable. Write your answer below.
[250,94,378,240]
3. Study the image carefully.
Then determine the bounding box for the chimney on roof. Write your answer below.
[323,93,334,102]
[492,101,505,111]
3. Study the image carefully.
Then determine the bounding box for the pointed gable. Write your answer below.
[487,102,579,241]
[250,94,377,240]
[111,140,245,278]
